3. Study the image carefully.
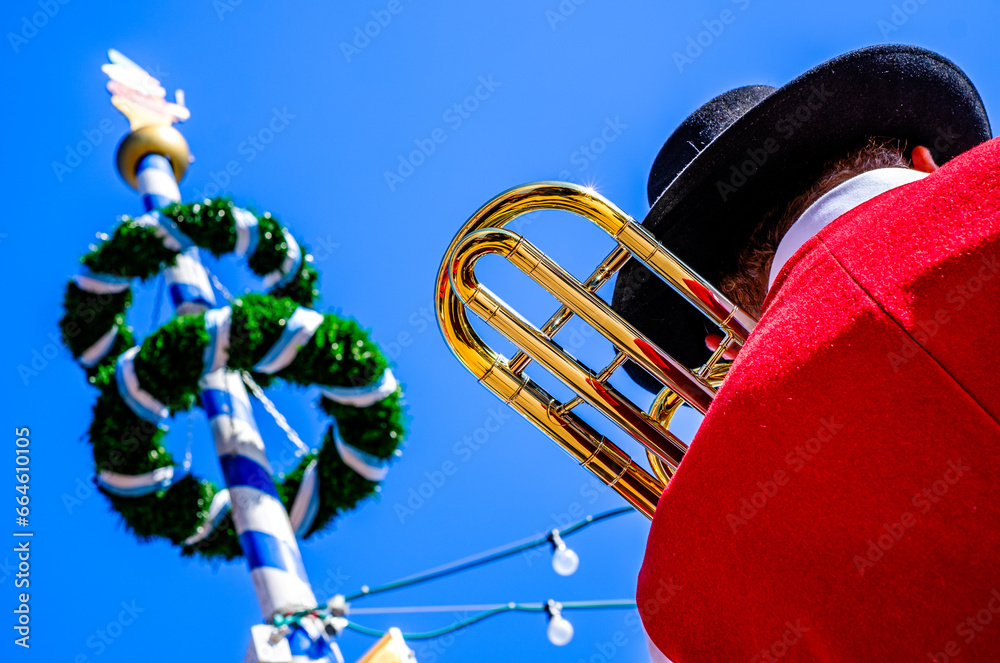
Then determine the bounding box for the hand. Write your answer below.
[705,334,741,360]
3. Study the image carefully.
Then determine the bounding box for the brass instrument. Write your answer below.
[435,182,757,518]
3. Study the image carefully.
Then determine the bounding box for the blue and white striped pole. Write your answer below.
[138,154,217,314]
[131,152,341,663]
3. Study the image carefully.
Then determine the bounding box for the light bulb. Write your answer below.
[551,544,579,576]
[546,614,574,646]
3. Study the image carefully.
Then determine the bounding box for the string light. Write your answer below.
[548,530,579,576]
[269,508,639,645]
[344,507,633,602]
[545,600,574,646]
[342,599,635,643]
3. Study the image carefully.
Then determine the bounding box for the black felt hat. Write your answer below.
[611,45,991,393]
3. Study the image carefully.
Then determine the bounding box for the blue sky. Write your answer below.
[3,0,1000,661]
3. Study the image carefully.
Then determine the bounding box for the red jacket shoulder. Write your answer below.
[640,138,1000,662]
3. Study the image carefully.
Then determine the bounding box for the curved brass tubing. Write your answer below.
[435,182,756,519]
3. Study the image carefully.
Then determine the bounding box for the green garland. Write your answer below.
[60,198,405,561]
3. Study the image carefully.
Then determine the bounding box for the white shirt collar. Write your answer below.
[767,168,930,289]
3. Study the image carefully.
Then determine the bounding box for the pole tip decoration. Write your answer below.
[103,49,192,189]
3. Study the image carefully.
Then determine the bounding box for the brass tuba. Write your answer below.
[434,182,757,518]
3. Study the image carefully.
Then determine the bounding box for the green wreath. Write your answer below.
[59,198,405,561]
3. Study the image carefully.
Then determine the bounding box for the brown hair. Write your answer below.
[719,138,911,316]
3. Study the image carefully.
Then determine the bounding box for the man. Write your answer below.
[611,45,1000,661]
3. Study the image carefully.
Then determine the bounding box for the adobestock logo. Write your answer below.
[51,63,165,182]
[750,620,810,663]
[339,0,412,63]
[887,254,999,373]
[412,612,472,663]
[51,118,123,182]
[672,0,752,73]
[213,0,245,21]
[393,405,513,524]
[726,417,842,533]
[853,458,970,576]
[384,75,501,192]
[639,576,682,620]
[7,0,72,53]
[715,83,834,202]
[544,0,590,31]
[76,600,145,660]
[928,588,1000,662]
[925,125,961,163]
[877,0,932,39]
[191,107,295,200]
[555,117,628,183]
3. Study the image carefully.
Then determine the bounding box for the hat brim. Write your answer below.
[612,44,991,392]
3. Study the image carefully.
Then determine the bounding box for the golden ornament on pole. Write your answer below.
[115,124,191,189]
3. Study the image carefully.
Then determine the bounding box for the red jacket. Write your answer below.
[638,137,1000,662]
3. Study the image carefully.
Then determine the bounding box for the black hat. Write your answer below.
[611,44,991,393]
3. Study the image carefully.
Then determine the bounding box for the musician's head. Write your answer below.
[611,45,990,392]
[721,140,938,318]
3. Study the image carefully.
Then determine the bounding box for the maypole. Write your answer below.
[58,50,414,663]
[113,62,332,660]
